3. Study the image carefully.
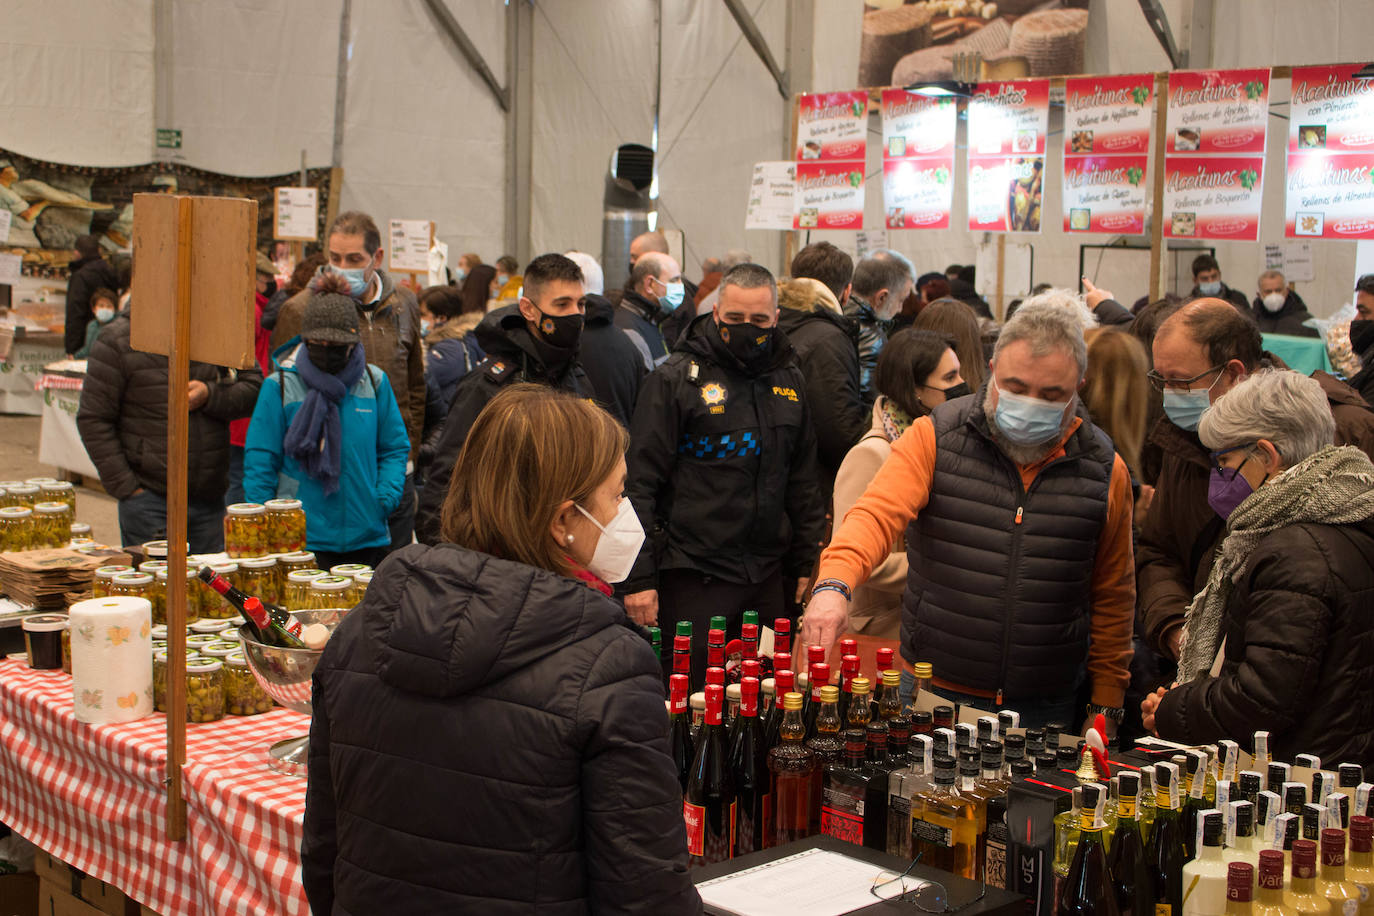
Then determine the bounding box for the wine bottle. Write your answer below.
[1058,782,1119,916]
[197,566,303,638]
[772,617,791,659]
[742,609,759,628]
[1316,827,1362,914]
[1182,809,1227,915]
[803,661,830,742]
[729,677,767,857]
[648,626,662,662]
[707,628,726,672]
[765,691,815,849]
[684,683,735,867]
[1109,771,1152,916]
[709,615,728,634]
[1055,786,1084,900]
[1226,861,1254,916]
[669,673,694,794]
[1285,839,1331,915]
[740,623,759,665]
[1184,750,1210,859]
[238,597,306,648]
[672,634,692,690]
[1347,815,1374,913]
[1148,762,1187,916]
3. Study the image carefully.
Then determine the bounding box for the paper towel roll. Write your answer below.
[69,596,154,725]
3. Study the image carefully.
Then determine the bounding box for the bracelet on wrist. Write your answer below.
[811,578,851,602]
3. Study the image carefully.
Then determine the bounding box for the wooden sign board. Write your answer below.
[274,186,318,241]
[130,194,258,369]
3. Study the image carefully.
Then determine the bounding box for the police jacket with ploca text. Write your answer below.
[625,313,827,591]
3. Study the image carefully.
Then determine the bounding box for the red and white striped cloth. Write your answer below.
[0,659,311,915]
[34,373,84,392]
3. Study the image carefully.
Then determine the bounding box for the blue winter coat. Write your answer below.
[244,342,410,553]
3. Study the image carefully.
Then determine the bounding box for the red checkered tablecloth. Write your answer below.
[0,659,312,915]
[34,373,84,392]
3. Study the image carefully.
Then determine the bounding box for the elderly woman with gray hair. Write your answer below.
[1142,369,1374,766]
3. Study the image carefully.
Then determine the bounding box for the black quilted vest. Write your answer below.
[901,394,1115,701]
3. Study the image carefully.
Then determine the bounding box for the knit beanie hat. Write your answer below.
[301,293,360,344]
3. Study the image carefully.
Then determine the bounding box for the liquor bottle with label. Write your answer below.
[197,567,304,644]
[740,623,759,665]
[932,704,955,731]
[1004,734,1027,778]
[1301,804,1324,844]
[821,729,871,846]
[1339,765,1365,796]
[876,669,903,722]
[773,617,791,659]
[684,683,735,867]
[911,709,933,738]
[1184,750,1211,859]
[1226,861,1254,916]
[1347,815,1374,912]
[886,716,911,769]
[889,732,934,858]
[763,668,793,749]
[955,752,989,880]
[1057,782,1118,916]
[911,659,932,711]
[805,685,844,835]
[1225,801,1261,871]
[669,674,694,793]
[802,652,828,738]
[1283,783,1308,818]
[730,677,768,857]
[977,716,999,747]
[1269,763,1292,796]
[847,677,872,729]
[837,654,860,724]
[912,753,979,880]
[1141,766,1159,843]
[1275,814,1301,876]
[648,626,662,663]
[860,722,891,850]
[1285,839,1331,915]
[1182,809,1228,915]
[1294,754,1322,772]
[1110,771,1151,916]
[1253,849,1294,916]
[871,647,894,718]
[707,628,726,674]
[1149,761,1187,916]
[766,691,815,848]
[1317,827,1362,914]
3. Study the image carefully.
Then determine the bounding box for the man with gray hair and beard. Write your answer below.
[801,294,1136,733]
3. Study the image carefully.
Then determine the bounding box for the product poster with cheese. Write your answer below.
[967,80,1049,232]
[1062,74,1153,234]
[795,92,868,162]
[1284,64,1374,240]
[1163,156,1265,241]
[1165,69,1270,154]
[881,91,956,230]
[793,162,866,230]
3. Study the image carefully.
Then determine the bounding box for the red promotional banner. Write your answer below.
[1165,69,1270,154]
[1285,64,1374,240]
[1062,74,1154,234]
[880,90,956,230]
[967,79,1050,233]
[1163,156,1265,240]
[795,91,868,162]
[793,162,865,230]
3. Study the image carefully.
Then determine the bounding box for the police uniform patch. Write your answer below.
[485,359,513,381]
[701,382,727,415]
[541,317,556,335]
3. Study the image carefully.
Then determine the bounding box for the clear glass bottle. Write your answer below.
[1110,770,1152,916]
[1059,782,1117,916]
[264,497,306,553]
[222,502,268,558]
[911,753,979,880]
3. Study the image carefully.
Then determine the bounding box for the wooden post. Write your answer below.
[1148,72,1169,304]
[784,94,801,272]
[995,235,1006,322]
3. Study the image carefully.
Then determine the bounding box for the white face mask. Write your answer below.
[1260,291,1286,313]
[575,498,645,584]
[95,307,115,324]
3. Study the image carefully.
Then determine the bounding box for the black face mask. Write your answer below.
[532,308,584,350]
[1351,319,1374,355]
[262,279,278,298]
[306,342,353,375]
[938,381,972,401]
[717,321,775,371]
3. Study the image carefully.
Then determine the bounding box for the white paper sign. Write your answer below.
[745,161,797,231]
[274,187,318,241]
[0,253,21,285]
[856,230,888,260]
[388,219,432,273]
[1265,242,1314,282]
[0,210,12,245]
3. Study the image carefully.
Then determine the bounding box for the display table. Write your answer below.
[1263,332,1333,375]
[0,659,311,915]
[35,365,98,478]
[0,328,65,416]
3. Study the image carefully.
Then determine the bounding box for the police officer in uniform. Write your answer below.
[416,254,594,544]
[623,263,827,683]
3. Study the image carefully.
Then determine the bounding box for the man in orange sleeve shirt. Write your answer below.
[801,295,1135,735]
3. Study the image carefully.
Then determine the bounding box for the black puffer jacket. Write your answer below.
[75,311,262,502]
[1155,517,1374,767]
[64,254,119,355]
[580,293,645,426]
[1248,290,1319,338]
[415,306,593,544]
[302,544,701,915]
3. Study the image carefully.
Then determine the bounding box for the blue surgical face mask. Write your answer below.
[95,307,115,324]
[495,273,510,289]
[330,264,370,299]
[420,319,432,337]
[1198,280,1222,296]
[1162,386,1213,431]
[659,280,685,313]
[993,385,1071,446]
[454,267,467,282]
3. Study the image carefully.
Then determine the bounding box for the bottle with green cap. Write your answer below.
[709,615,728,633]
[742,610,758,628]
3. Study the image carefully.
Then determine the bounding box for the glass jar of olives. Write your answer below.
[277,550,318,578]
[189,619,232,638]
[223,652,274,716]
[7,484,39,510]
[109,571,154,602]
[223,503,269,558]
[264,498,307,554]
[139,559,168,577]
[153,566,203,626]
[153,647,199,713]
[69,521,91,540]
[92,565,135,599]
[197,639,240,660]
[329,563,372,580]
[0,482,23,507]
[308,575,352,610]
[185,657,225,723]
[198,561,241,619]
[0,506,35,552]
[236,556,279,607]
[39,481,76,515]
[349,570,373,606]
[283,569,328,610]
[33,502,72,549]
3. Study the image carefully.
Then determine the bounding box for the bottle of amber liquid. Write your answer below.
[804,685,844,836]
[911,753,979,880]
[765,691,816,849]
[876,669,903,721]
[847,676,872,728]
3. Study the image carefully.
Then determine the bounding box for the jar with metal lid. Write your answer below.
[152,567,202,626]
[308,575,353,610]
[223,503,268,558]
[6,484,39,509]
[32,502,72,549]
[153,648,199,712]
[68,537,96,549]
[109,571,154,601]
[185,657,225,723]
[24,477,58,487]
[92,565,135,598]
[264,498,306,554]
[69,521,91,539]
[189,619,231,637]
[0,506,35,552]
[236,556,279,606]
[185,633,222,652]
[150,624,170,643]
[0,482,23,507]
[223,651,274,716]
[277,551,318,577]
[139,559,168,576]
[329,563,372,580]
[22,614,67,669]
[283,569,327,610]
[141,539,186,560]
[39,481,75,515]
[197,639,239,660]
[198,561,241,619]
[349,570,373,606]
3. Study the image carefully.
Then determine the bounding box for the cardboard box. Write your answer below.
[36,880,106,916]
[0,872,38,916]
[31,854,129,916]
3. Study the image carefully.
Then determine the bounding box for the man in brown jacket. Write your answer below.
[271,211,425,549]
[1136,298,1374,660]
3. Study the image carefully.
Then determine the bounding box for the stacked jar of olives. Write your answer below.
[223,652,275,716]
[0,506,35,551]
[0,482,23,507]
[184,657,225,723]
[92,565,134,598]
[6,483,39,509]
[307,575,353,610]
[349,570,373,606]
[153,647,198,712]
[32,502,71,548]
[236,556,279,606]
[39,481,76,515]
[109,571,154,602]
[283,569,328,610]
[198,562,240,619]
[151,567,204,626]
[264,498,307,553]
[223,503,269,558]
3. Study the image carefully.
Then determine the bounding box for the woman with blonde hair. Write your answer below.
[912,297,988,394]
[303,384,699,915]
[1081,327,1151,480]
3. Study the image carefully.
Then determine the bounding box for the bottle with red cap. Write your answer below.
[668,674,694,793]
[803,660,831,742]
[873,647,895,718]
[1316,827,1361,913]
[1225,861,1254,915]
[685,683,736,867]
[741,623,759,664]
[1285,839,1328,914]
[1347,815,1374,909]
[672,633,692,690]
[764,668,794,751]
[1253,849,1291,915]
[730,676,768,857]
[838,653,861,724]
[707,628,726,671]
[769,652,792,716]
[773,617,792,659]
[727,660,763,748]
